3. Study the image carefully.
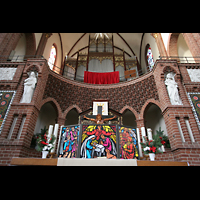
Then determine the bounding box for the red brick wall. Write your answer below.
[0,58,200,165]
[0,33,200,166]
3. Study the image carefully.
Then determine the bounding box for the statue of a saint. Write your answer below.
[84,113,117,124]
[20,72,37,103]
[165,72,182,105]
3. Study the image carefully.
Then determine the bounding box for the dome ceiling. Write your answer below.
[60,33,144,59]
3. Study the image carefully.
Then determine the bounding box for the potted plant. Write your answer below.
[36,126,56,158]
[156,127,171,149]
[140,134,163,161]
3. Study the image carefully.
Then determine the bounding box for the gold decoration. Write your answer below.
[45,33,52,38]
[89,56,113,64]
[151,33,158,39]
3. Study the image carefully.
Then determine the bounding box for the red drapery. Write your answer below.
[84,71,119,84]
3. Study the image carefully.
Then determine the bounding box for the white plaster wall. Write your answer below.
[34,33,42,49]
[43,33,62,71]
[177,34,194,62]
[13,33,26,61]
[161,33,170,53]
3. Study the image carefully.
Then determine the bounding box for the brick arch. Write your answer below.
[163,65,179,75]
[167,33,196,59]
[39,97,62,119]
[119,105,139,120]
[26,65,40,73]
[140,98,163,119]
[63,105,82,119]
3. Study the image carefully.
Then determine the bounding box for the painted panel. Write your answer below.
[119,126,139,159]
[0,91,15,134]
[188,93,200,129]
[80,125,117,159]
[58,125,80,158]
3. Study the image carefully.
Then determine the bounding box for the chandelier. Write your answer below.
[94,33,110,40]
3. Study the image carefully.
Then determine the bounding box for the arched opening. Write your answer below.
[168,33,194,62]
[122,109,136,128]
[65,108,79,125]
[34,102,58,135]
[144,103,167,137]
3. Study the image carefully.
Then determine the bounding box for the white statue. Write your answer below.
[165,72,183,105]
[20,72,37,103]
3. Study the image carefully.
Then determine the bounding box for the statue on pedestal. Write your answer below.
[20,71,37,103]
[84,113,117,124]
[165,72,182,105]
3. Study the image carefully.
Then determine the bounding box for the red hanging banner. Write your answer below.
[84,71,119,84]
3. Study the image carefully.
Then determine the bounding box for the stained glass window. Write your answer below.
[147,47,154,71]
[48,45,56,70]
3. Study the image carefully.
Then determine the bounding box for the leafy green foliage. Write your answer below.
[156,127,171,148]
[140,134,163,154]
[36,126,56,152]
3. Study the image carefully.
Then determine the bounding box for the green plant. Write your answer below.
[36,126,56,152]
[156,127,171,148]
[140,134,163,154]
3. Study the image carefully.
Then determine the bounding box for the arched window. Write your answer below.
[145,44,154,72]
[48,44,57,70]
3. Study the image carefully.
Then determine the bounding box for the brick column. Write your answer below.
[151,33,168,57]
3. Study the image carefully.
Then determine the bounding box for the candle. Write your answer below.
[141,127,146,142]
[51,124,59,153]
[47,125,53,143]
[147,128,153,140]
[137,128,143,158]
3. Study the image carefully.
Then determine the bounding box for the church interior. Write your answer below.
[0,33,200,166]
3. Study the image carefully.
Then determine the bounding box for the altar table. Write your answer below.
[10,157,188,166]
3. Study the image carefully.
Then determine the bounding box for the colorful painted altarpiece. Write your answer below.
[57,124,139,159]
[118,126,139,159]
[80,125,117,159]
[0,91,16,134]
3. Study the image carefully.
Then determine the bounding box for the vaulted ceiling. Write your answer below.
[60,33,144,59]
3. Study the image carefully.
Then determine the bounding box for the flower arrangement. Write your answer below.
[156,127,171,148]
[36,126,56,152]
[140,134,163,155]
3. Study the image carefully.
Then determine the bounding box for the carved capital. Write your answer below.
[45,33,52,38]
[151,33,158,39]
